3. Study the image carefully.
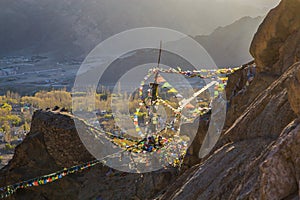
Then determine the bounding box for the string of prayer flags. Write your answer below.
[0,160,100,199]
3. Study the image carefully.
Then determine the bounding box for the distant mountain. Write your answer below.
[0,0,271,61]
[195,16,264,67]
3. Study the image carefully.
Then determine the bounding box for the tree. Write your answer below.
[1,103,12,113]
[6,115,21,125]
[23,121,30,132]
[2,121,11,143]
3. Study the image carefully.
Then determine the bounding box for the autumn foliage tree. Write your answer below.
[0,103,21,143]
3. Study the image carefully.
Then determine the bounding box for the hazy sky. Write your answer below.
[0,0,283,57]
[99,0,282,36]
[215,0,280,6]
[164,0,282,34]
[215,0,281,12]
[0,0,282,36]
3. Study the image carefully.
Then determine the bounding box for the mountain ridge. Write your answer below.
[0,0,272,63]
[195,16,264,67]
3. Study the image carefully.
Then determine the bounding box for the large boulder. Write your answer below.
[0,111,178,200]
[250,0,300,75]
[225,0,300,128]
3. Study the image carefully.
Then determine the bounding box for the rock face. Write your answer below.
[225,0,300,128]
[259,119,300,200]
[158,63,299,200]
[287,64,300,117]
[156,0,300,199]
[181,115,209,169]
[0,111,178,200]
[250,0,300,75]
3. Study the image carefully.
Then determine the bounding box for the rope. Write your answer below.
[0,123,158,199]
[0,67,243,198]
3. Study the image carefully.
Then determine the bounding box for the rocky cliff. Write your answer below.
[156,0,300,199]
[225,0,300,128]
[250,0,300,75]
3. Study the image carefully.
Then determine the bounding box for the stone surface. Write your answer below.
[259,120,300,200]
[225,0,300,129]
[0,111,178,200]
[156,0,300,199]
[157,63,299,199]
[181,115,209,169]
[225,0,300,128]
[250,0,300,75]
[287,64,300,117]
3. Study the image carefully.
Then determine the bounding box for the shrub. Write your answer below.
[4,143,16,151]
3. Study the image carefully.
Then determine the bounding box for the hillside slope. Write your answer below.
[195,16,263,67]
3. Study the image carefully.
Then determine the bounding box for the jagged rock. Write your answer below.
[224,61,254,128]
[287,64,300,117]
[250,0,300,75]
[0,111,178,200]
[222,64,297,143]
[181,116,209,169]
[60,107,68,112]
[224,63,279,129]
[157,63,299,200]
[156,0,300,199]
[259,120,300,199]
[224,0,300,129]
[254,63,300,199]
[52,106,60,111]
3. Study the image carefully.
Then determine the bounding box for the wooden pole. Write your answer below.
[149,41,163,135]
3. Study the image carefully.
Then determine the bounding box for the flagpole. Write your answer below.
[150,41,162,136]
